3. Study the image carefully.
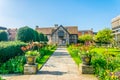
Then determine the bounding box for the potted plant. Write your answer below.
[80,45,93,65]
[81,51,92,65]
[21,42,41,65]
[25,50,39,65]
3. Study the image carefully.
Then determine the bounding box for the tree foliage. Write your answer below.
[16,26,36,42]
[34,30,39,41]
[95,28,113,44]
[79,34,93,43]
[44,35,48,42]
[39,33,45,42]
[0,30,8,41]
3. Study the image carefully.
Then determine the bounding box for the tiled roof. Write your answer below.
[36,27,54,34]
[78,30,92,32]
[65,26,78,34]
[36,26,78,34]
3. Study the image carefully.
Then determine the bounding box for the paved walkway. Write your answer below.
[2,48,98,80]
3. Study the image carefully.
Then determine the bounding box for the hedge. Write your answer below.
[16,26,36,42]
[0,30,8,41]
[0,41,27,63]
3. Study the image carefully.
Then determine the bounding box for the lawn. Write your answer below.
[67,46,82,66]
[91,47,120,55]
[37,49,56,69]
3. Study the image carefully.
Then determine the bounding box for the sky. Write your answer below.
[0,0,120,32]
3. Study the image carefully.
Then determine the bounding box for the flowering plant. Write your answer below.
[79,45,93,57]
[21,42,42,56]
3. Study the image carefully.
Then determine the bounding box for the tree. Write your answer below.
[39,33,44,42]
[0,30,8,41]
[16,26,36,42]
[44,35,48,42]
[79,34,93,44]
[34,31,39,42]
[95,28,113,44]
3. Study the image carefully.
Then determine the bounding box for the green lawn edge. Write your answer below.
[67,48,82,66]
[38,49,56,70]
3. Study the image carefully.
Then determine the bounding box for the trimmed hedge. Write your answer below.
[0,41,27,63]
[0,30,8,41]
[16,26,36,42]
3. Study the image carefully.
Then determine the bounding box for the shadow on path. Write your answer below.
[37,71,67,75]
[52,52,69,57]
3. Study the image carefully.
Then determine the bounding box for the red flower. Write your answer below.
[21,46,26,51]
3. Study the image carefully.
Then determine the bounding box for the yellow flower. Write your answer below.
[106,70,110,74]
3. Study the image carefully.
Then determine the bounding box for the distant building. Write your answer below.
[111,15,120,44]
[0,26,7,30]
[36,24,78,45]
[7,28,17,41]
[78,29,93,37]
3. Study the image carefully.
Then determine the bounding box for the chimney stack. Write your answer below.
[54,24,58,27]
[36,26,39,28]
[91,28,93,31]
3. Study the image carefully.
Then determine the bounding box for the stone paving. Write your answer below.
[2,48,98,80]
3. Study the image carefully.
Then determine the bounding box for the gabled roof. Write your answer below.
[51,25,70,35]
[36,25,78,35]
[78,30,92,32]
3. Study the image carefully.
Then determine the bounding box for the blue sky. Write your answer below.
[0,0,120,32]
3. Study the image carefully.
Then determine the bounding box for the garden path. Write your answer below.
[3,48,98,80]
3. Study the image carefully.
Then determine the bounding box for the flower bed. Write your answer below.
[67,44,120,80]
[0,43,56,74]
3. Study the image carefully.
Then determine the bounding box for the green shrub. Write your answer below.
[34,30,39,41]
[0,56,26,74]
[16,26,36,42]
[39,33,45,42]
[0,43,56,74]
[39,46,49,57]
[0,30,8,41]
[91,48,120,80]
[44,35,48,42]
[0,41,26,63]
[78,34,93,44]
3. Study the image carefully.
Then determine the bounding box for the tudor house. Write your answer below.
[36,24,78,45]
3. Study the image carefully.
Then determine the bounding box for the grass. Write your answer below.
[67,46,120,67]
[67,48,82,66]
[0,76,5,80]
[37,49,56,70]
[91,47,120,54]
